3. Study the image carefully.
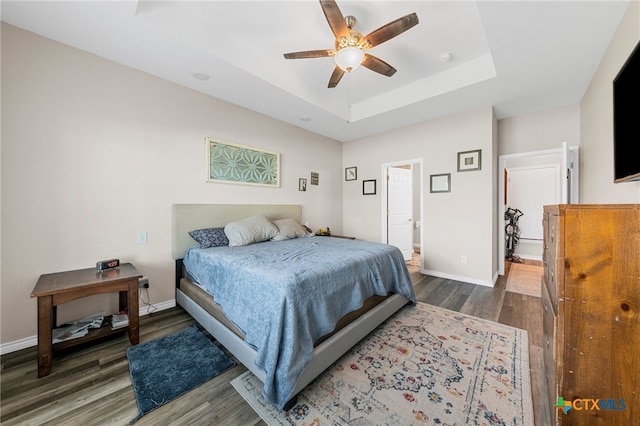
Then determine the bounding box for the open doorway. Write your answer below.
[381,159,423,267]
[498,143,578,275]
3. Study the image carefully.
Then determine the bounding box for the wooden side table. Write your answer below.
[30,263,142,377]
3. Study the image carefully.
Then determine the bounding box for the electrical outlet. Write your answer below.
[138,277,149,289]
[460,255,468,264]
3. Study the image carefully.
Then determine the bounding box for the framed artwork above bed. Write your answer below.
[205,137,280,187]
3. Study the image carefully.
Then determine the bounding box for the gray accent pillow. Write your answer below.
[272,219,312,241]
[189,227,229,248]
[224,214,278,247]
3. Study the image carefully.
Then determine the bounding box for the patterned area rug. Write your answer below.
[232,303,533,426]
[506,263,542,297]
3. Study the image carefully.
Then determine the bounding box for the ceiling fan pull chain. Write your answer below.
[346,73,352,124]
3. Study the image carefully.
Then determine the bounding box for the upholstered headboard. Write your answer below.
[171,204,302,260]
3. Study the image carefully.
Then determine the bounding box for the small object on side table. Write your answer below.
[315,228,355,239]
[96,258,120,271]
[316,227,331,236]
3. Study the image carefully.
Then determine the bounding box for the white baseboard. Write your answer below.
[1,335,37,357]
[0,299,176,356]
[137,299,176,318]
[420,268,495,288]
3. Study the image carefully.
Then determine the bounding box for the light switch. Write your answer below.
[137,232,148,244]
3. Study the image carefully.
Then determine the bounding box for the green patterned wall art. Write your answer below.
[206,138,280,187]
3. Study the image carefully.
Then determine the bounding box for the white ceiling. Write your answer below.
[1,1,631,142]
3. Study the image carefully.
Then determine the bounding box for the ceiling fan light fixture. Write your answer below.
[334,47,365,72]
[283,2,420,87]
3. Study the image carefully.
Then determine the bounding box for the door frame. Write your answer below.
[498,144,579,275]
[381,158,424,256]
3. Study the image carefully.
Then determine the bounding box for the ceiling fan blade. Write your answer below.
[320,0,349,40]
[284,49,334,59]
[360,13,419,48]
[362,54,397,77]
[328,66,345,88]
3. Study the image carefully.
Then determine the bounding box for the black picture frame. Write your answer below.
[363,179,376,195]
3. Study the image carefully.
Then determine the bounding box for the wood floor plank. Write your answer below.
[1,259,545,425]
[499,292,543,347]
[528,346,549,426]
[460,285,505,322]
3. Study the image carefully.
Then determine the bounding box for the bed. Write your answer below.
[172,204,415,410]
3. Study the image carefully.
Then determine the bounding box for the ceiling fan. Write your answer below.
[283,0,419,88]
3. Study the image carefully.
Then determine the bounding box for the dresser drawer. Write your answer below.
[543,213,559,308]
[542,279,558,420]
[542,281,557,358]
[546,213,560,258]
[544,259,559,309]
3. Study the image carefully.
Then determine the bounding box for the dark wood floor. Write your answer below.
[1,259,545,426]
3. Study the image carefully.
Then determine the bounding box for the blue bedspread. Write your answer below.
[183,236,416,409]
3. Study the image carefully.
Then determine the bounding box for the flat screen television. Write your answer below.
[613,39,640,183]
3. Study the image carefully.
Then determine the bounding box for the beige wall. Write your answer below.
[0,24,343,348]
[580,0,640,203]
[498,104,580,156]
[343,107,498,287]
[2,1,639,352]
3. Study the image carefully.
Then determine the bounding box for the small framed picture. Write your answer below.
[298,178,307,191]
[363,179,376,195]
[457,149,482,172]
[345,166,357,181]
[310,172,319,185]
[430,173,451,193]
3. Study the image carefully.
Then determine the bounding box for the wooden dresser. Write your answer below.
[542,204,639,425]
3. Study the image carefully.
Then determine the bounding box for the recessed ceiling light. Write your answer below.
[192,72,210,81]
[439,52,453,63]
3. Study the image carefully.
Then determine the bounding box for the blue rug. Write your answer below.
[127,325,235,423]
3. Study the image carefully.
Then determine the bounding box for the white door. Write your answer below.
[387,167,413,261]
[507,165,560,240]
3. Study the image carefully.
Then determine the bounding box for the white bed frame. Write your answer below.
[172,204,410,409]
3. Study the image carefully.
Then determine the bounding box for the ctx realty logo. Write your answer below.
[555,397,627,414]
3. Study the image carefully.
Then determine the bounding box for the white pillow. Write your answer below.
[224,214,278,247]
[272,219,311,241]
